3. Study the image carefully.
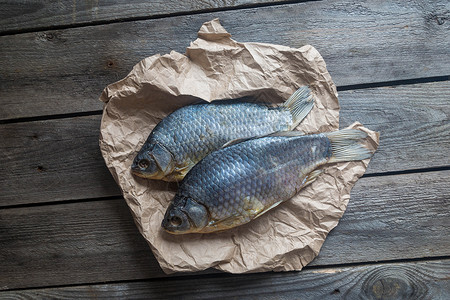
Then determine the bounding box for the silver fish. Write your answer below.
[131,87,314,181]
[162,129,373,234]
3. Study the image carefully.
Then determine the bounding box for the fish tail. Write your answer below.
[282,86,314,129]
[325,129,373,163]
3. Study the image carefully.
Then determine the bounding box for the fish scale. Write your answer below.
[131,86,314,182]
[162,129,372,234]
[160,103,288,163]
[183,136,325,221]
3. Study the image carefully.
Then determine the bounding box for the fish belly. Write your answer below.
[180,135,331,231]
[154,102,291,168]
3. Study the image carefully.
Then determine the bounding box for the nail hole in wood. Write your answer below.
[436,17,445,25]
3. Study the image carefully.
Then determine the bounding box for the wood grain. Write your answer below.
[0,115,121,206]
[0,171,448,290]
[339,81,450,174]
[1,260,448,299]
[311,170,450,266]
[1,0,448,296]
[0,0,285,34]
[0,0,448,119]
[1,81,448,207]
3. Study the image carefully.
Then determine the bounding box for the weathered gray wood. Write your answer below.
[339,81,450,174]
[0,198,160,291]
[0,0,284,33]
[0,171,448,290]
[0,0,448,119]
[1,260,448,299]
[311,170,450,266]
[0,115,121,206]
[1,81,448,207]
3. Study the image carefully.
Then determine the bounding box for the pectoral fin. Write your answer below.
[245,196,284,220]
[257,170,324,218]
[207,214,244,230]
[206,196,266,231]
[165,160,196,181]
[254,200,284,219]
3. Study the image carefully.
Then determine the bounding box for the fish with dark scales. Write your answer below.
[162,129,373,234]
[131,86,314,181]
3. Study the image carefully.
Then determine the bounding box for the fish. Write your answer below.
[161,129,373,234]
[131,86,314,182]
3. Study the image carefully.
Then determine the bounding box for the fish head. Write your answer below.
[162,195,209,234]
[131,141,175,180]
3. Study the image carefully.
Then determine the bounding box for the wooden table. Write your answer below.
[1,0,449,298]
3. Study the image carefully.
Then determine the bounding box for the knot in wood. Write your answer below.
[359,266,428,299]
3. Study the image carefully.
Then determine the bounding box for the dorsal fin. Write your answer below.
[221,131,305,149]
[266,130,305,137]
[221,137,256,148]
[282,86,315,129]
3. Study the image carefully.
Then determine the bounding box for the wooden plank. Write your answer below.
[1,81,448,207]
[0,0,285,34]
[0,115,121,206]
[311,170,450,266]
[339,81,450,174]
[0,0,449,119]
[0,198,160,291]
[1,260,448,299]
[0,171,448,290]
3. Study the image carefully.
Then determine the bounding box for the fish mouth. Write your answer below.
[131,167,158,179]
[162,227,191,235]
[130,168,172,181]
[131,167,185,182]
[162,222,202,235]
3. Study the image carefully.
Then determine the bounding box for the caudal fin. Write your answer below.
[324,129,373,163]
[282,86,314,129]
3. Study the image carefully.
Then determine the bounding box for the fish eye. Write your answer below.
[138,159,150,169]
[170,216,182,226]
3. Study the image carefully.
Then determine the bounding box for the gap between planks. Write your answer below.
[1,76,448,125]
[2,0,448,119]
[1,80,449,207]
[0,166,449,211]
[0,0,320,36]
[5,256,450,290]
[1,170,448,289]
[0,259,450,299]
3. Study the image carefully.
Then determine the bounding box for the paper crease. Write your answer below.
[99,19,379,274]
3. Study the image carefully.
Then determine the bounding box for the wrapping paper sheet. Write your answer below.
[99,19,379,273]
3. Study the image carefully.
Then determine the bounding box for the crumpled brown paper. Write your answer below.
[99,19,379,274]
